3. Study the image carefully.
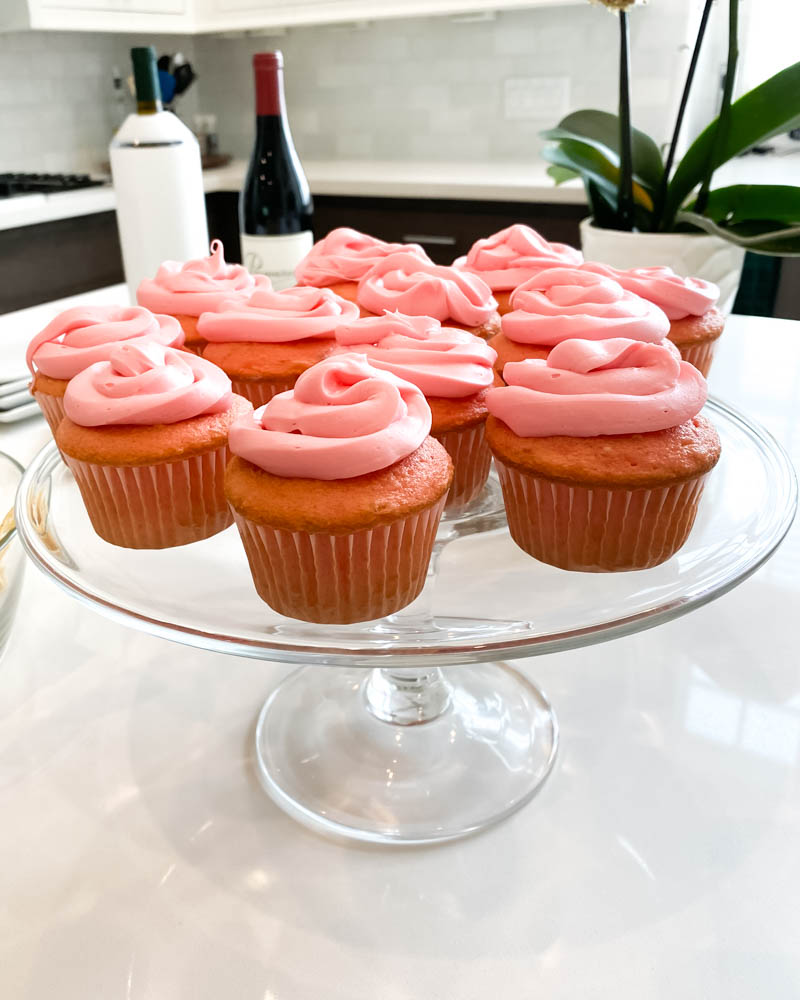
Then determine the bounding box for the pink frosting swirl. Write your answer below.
[487,338,707,437]
[582,262,720,320]
[228,353,431,480]
[137,240,269,317]
[357,252,497,327]
[502,268,669,347]
[334,312,496,398]
[454,224,584,291]
[295,227,430,286]
[27,306,184,380]
[63,342,233,427]
[197,285,360,343]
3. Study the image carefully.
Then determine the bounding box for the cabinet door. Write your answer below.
[200,0,581,30]
[39,0,184,11]
[213,0,335,10]
[313,196,585,265]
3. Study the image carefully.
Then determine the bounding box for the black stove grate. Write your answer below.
[0,173,106,198]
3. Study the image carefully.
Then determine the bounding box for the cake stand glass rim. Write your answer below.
[14,395,797,668]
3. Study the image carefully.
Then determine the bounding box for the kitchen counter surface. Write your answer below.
[1,151,797,233]
[2,289,800,998]
[0,160,585,233]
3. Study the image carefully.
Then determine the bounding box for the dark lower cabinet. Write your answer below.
[1,192,585,314]
[8,193,792,319]
[0,211,125,314]
[207,191,586,266]
[315,196,585,264]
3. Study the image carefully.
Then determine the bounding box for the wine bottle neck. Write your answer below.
[131,46,163,116]
[137,98,163,115]
[254,60,286,117]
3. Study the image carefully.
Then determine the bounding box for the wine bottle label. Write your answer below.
[240,231,314,290]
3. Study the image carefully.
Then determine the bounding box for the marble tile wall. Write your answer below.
[0,30,197,173]
[195,4,693,164]
[0,3,702,174]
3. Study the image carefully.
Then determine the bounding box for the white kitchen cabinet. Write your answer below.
[0,0,580,34]
[0,0,191,33]
[195,0,581,33]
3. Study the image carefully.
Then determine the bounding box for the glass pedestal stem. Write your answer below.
[364,666,452,726]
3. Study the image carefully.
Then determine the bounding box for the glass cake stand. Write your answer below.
[15,397,797,845]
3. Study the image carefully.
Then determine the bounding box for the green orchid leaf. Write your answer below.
[586,179,619,227]
[542,140,619,198]
[541,109,664,189]
[546,164,580,185]
[542,138,655,213]
[665,61,800,223]
[677,210,800,256]
[691,184,800,226]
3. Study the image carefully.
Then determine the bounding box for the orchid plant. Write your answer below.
[542,0,800,254]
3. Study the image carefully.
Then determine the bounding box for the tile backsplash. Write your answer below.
[0,3,701,175]
[0,30,197,174]
[196,4,693,165]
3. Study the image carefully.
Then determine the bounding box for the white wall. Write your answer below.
[194,3,692,165]
[0,2,721,175]
[0,31,197,174]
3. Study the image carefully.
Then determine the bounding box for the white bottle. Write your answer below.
[110,47,208,303]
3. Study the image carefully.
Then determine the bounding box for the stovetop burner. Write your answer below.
[0,173,106,198]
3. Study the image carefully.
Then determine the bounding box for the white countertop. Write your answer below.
[2,152,797,233]
[1,290,800,999]
[0,160,588,233]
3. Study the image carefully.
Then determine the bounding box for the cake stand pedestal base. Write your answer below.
[255,662,558,845]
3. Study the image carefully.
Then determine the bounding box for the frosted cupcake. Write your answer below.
[199,285,360,408]
[582,262,722,376]
[357,251,500,340]
[335,312,497,509]
[137,239,269,354]
[295,227,430,309]
[26,305,184,436]
[454,224,584,315]
[57,342,251,549]
[486,338,720,571]
[226,353,453,624]
[489,267,670,379]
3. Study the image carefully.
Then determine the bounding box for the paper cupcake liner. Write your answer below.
[32,390,66,438]
[64,445,232,549]
[676,339,717,378]
[232,496,447,624]
[495,459,708,571]
[433,421,491,510]
[230,377,295,408]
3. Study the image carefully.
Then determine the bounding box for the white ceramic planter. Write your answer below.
[579,219,746,315]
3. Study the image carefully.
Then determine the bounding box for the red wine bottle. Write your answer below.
[239,51,313,289]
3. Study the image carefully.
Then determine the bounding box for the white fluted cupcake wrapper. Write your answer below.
[494,458,708,571]
[232,496,447,624]
[64,445,233,549]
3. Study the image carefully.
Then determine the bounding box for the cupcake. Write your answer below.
[582,262,722,376]
[57,342,252,549]
[294,227,430,310]
[137,239,269,354]
[226,353,453,624]
[26,305,184,436]
[334,312,497,510]
[357,251,500,340]
[198,285,360,408]
[454,224,583,315]
[489,267,670,380]
[486,337,721,572]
